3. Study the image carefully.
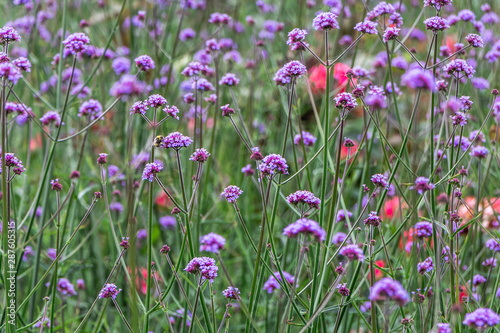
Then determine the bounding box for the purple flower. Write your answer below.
[334,92,358,111]
[179,28,196,41]
[287,28,307,45]
[263,271,295,293]
[181,61,205,77]
[354,20,378,34]
[371,174,388,188]
[286,190,320,210]
[221,185,243,203]
[241,164,254,176]
[473,274,487,286]
[465,34,484,48]
[283,218,326,241]
[414,177,435,194]
[366,2,395,20]
[401,68,435,91]
[463,308,500,328]
[47,248,57,260]
[57,278,77,297]
[109,202,123,213]
[470,146,489,159]
[162,132,193,150]
[423,16,450,32]
[364,212,382,227]
[147,94,168,108]
[78,99,103,120]
[458,9,476,22]
[312,12,339,30]
[423,0,452,10]
[340,244,365,261]
[0,26,21,44]
[190,148,211,163]
[193,78,214,91]
[219,73,240,86]
[332,232,347,246]
[184,257,218,282]
[163,105,180,120]
[415,221,432,238]
[259,154,289,177]
[76,279,85,290]
[417,257,433,274]
[109,74,148,98]
[130,101,148,115]
[450,112,468,126]
[293,131,317,147]
[443,59,475,79]
[282,60,307,77]
[22,246,33,261]
[336,209,353,223]
[62,32,90,55]
[365,86,387,109]
[0,62,22,84]
[12,57,30,72]
[99,283,122,299]
[388,12,403,27]
[486,238,500,251]
[383,27,400,42]
[159,215,176,229]
[112,57,131,75]
[137,229,147,240]
[199,233,226,253]
[370,277,410,306]
[471,77,490,90]
[40,111,62,127]
[222,286,240,300]
[134,55,155,71]
[208,12,232,25]
[142,162,163,182]
[482,257,497,267]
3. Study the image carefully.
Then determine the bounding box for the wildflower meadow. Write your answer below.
[2,0,500,332]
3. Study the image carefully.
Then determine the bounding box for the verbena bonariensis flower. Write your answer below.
[134,54,155,71]
[465,34,484,48]
[259,154,289,177]
[417,257,433,274]
[369,277,410,306]
[181,61,205,77]
[0,62,22,85]
[473,274,487,286]
[222,286,240,300]
[112,57,131,75]
[463,308,500,328]
[40,111,62,127]
[147,94,167,108]
[423,16,450,32]
[443,59,475,78]
[130,101,149,115]
[159,215,176,229]
[388,12,403,27]
[482,257,497,267]
[2,153,26,175]
[336,209,353,223]
[78,99,102,120]
[241,164,254,176]
[208,12,232,25]
[12,57,31,72]
[415,221,432,238]
[190,148,211,163]
[263,271,295,293]
[366,2,395,20]
[184,257,218,283]
[458,9,476,22]
[283,60,307,78]
[62,32,90,55]
[414,177,435,194]
[163,105,180,120]
[50,179,62,191]
[354,20,378,34]
[219,73,240,86]
[332,232,347,246]
[283,218,326,241]
[486,238,500,251]
[76,279,85,290]
[371,174,388,188]
[287,28,307,45]
[383,27,400,42]
[192,78,214,91]
[450,112,468,126]
[221,185,243,203]
[401,68,435,91]
[162,132,193,150]
[0,26,21,44]
[470,146,489,159]
[199,232,226,253]
[142,162,163,182]
[364,212,382,227]
[435,323,451,333]
[220,104,235,117]
[99,283,121,299]
[337,283,350,296]
[340,244,365,261]
[57,278,77,296]
[286,190,321,209]
[293,131,317,146]
[274,67,292,86]
[312,12,339,30]
[334,92,358,111]
[423,0,452,10]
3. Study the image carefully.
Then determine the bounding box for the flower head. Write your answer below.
[221,185,243,203]
[364,212,382,227]
[99,283,122,299]
[417,257,434,274]
[286,190,320,210]
[219,73,240,86]
[208,12,232,25]
[259,154,289,177]
[401,68,435,91]
[466,34,484,48]
[415,221,432,238]
[13,57,31,72]
[463,308,500,328]
[370,277,410,306]
[443,59,475,79]
[40,111,62,127]
[0,26,21,44]
[134,55,155,71]
[57,278,77,296]
[423,16,450,31]
[283,218,326,241]
[162,132,193,150]
[287,28,307,45]
[142,162,163,182]
[184,257,218,282]
[163,105,180,120]
[371,174,388,188]
[383,27,400,42]
[414,177,435,194]
[334,92,358,110]
[340,244,365,261]
[312,12,339,30]
[222,286,241,300]
[62,33,90,55]
[199,233,226,253]
[190,148,211,163]
[354,20,378,34]
[293,131,317,147]
[79,99,103,120]
[263,271,295,293]
[147,94,167,108]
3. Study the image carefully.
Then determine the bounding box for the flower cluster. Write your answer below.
[364,212,382,227]
[142,162,163,182]
[222,286,241,300]
[219,73,240,86]
[415,221,433,238]
[286,190,320,210]
[184,257,219,283]
[99,283,122,299]
[414,177,435,194]
[334,92,358,111]
[162,132,193,150]
[221,185,243,203]
[370,277,410,306]
[340,244,365,261]
[283,218,326,241]
[78,99,103,120]
[57,278,77,296]
[423,16,450,31]
[134,55,155,71]
[417,257,434,274]
[354,20,378,34]
[263,271,295,293]
[199,233,226,253]
[293,131,317,147]
[62,32,90,54]
[463,308,500,328]
[312,12,339,30]
[443,59,475,79]
[259,154,289,177]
